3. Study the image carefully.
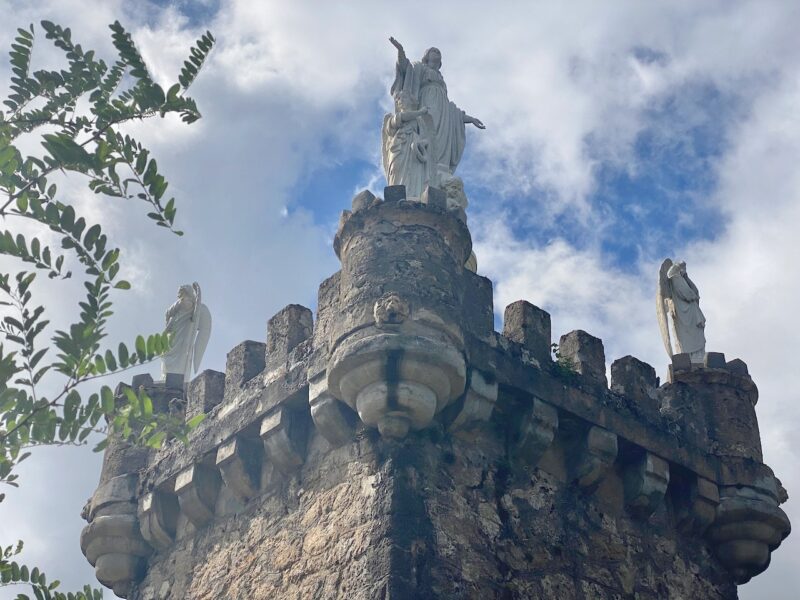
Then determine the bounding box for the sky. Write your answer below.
[0,0,798,598]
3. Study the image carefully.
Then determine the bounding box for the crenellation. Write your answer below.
[558,329,608,387]
[186,369,225,421]
[266,304,313,374]
[223,340,265,402]
[502,300,552,365]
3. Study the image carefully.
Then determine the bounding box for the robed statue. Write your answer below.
[385,37,485,191]
[161,282,212,382]
[657,259,706,363]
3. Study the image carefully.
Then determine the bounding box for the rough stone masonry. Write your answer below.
[80,188,790,599]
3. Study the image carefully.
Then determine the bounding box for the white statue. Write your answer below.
[657,259,706,363]
[382,91,435,198]
[161,282,212,382]
[388,37,485,185]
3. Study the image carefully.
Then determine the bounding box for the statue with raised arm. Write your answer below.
[388,37,485,184]
[161,282,212,382]
[657,259,706,363]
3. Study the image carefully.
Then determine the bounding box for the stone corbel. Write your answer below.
[572,425,618,488]
[623,451,670,518]
[448,369,498,432]
[138,490,179,551]
[515,398,558,467]
[706,483,791,584]
[80,514,150,598]
[174,464,221,528]
[216,436,263,502]
[676,475,719,534]
[260,406,308,474]
[309,372,356,447]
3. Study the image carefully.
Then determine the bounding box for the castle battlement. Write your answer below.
[80,192,789,599]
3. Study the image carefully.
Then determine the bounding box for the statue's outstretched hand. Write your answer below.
[466,115,486,129]
[389,37,406,61]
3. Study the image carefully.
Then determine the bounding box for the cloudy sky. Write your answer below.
[1,0,799,598]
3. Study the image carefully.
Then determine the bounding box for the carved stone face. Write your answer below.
[423,48,442,71]
[374,293,410,327]
[177,285,195,305]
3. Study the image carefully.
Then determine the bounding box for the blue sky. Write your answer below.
[1,1,799,598]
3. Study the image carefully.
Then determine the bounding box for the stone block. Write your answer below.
[571,425,618,488]
[611,356,660,418]
[338,209,352,232]
[309,374,356,447]
[623,451,670,518]
[420,185,446,209]
[175,464,221,528]
[676,475,720,535]
[384,184,406,202]
[131,373,154,390]
[447,369,498,432]
[503,301,551,365]
[672,353,692,373]
[225,341,266,396]
[351,189,377,212]
[726,358,749,375]
[515,398,558,467]
[266,305,313,373]
[216,436,263,501]
[260,406,308,474]
[164,372,184,391]
[559,330,607,386]
[462,272,494,340]
[138,490,179,551]
[705,352,726,369]
[186,369,225,421]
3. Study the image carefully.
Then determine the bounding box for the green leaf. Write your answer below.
[186,413,205,429]
[135,335,146,356]
[100,386,115,414]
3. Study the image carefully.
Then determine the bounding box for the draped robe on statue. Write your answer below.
[382,111,434,199]
[391,58,466,178]
[161,298,197,379]
[668,269,706,357]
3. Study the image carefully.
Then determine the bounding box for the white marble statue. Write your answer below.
[382,91,435,198]
[657,259,706,362]
[161,282,212,382]
[388,37,485,184]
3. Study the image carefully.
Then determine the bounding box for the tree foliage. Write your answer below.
[0,20,214,598]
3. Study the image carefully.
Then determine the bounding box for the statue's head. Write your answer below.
[177,284,196,302]
[394,90,418,112]
[421,47,442,70]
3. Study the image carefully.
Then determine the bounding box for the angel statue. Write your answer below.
[657,259,706,363]
[161,282,212,382]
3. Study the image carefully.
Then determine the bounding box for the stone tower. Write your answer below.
[79,185,790,599]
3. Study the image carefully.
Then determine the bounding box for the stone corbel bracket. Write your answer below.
[514,397,558,467]
[80,474,151,599]
[138,489,179,551]
[623,450,670,518]
[175,463,221,528]
[571,425,618,489]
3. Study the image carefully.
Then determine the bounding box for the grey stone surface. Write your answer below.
[559,329,607,386]
[216,436,263,501]
[515,397,558,466]
[175,464,221,528]
[186,369,225,421]
[705,351,727,369]
[726,358,749,375]
[383,184,406,202]
[420,185,446,210]
[672,352,692,373]
[572,425,618,488]
[611,355,660,421]
[267,305,313,373]
[224,340,266,401]
[503,300,551,365]
[623,451,670,518]
[351,189,377,212]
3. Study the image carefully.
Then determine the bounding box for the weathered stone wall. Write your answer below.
[128,420,735,600]
[79,191,790,599]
